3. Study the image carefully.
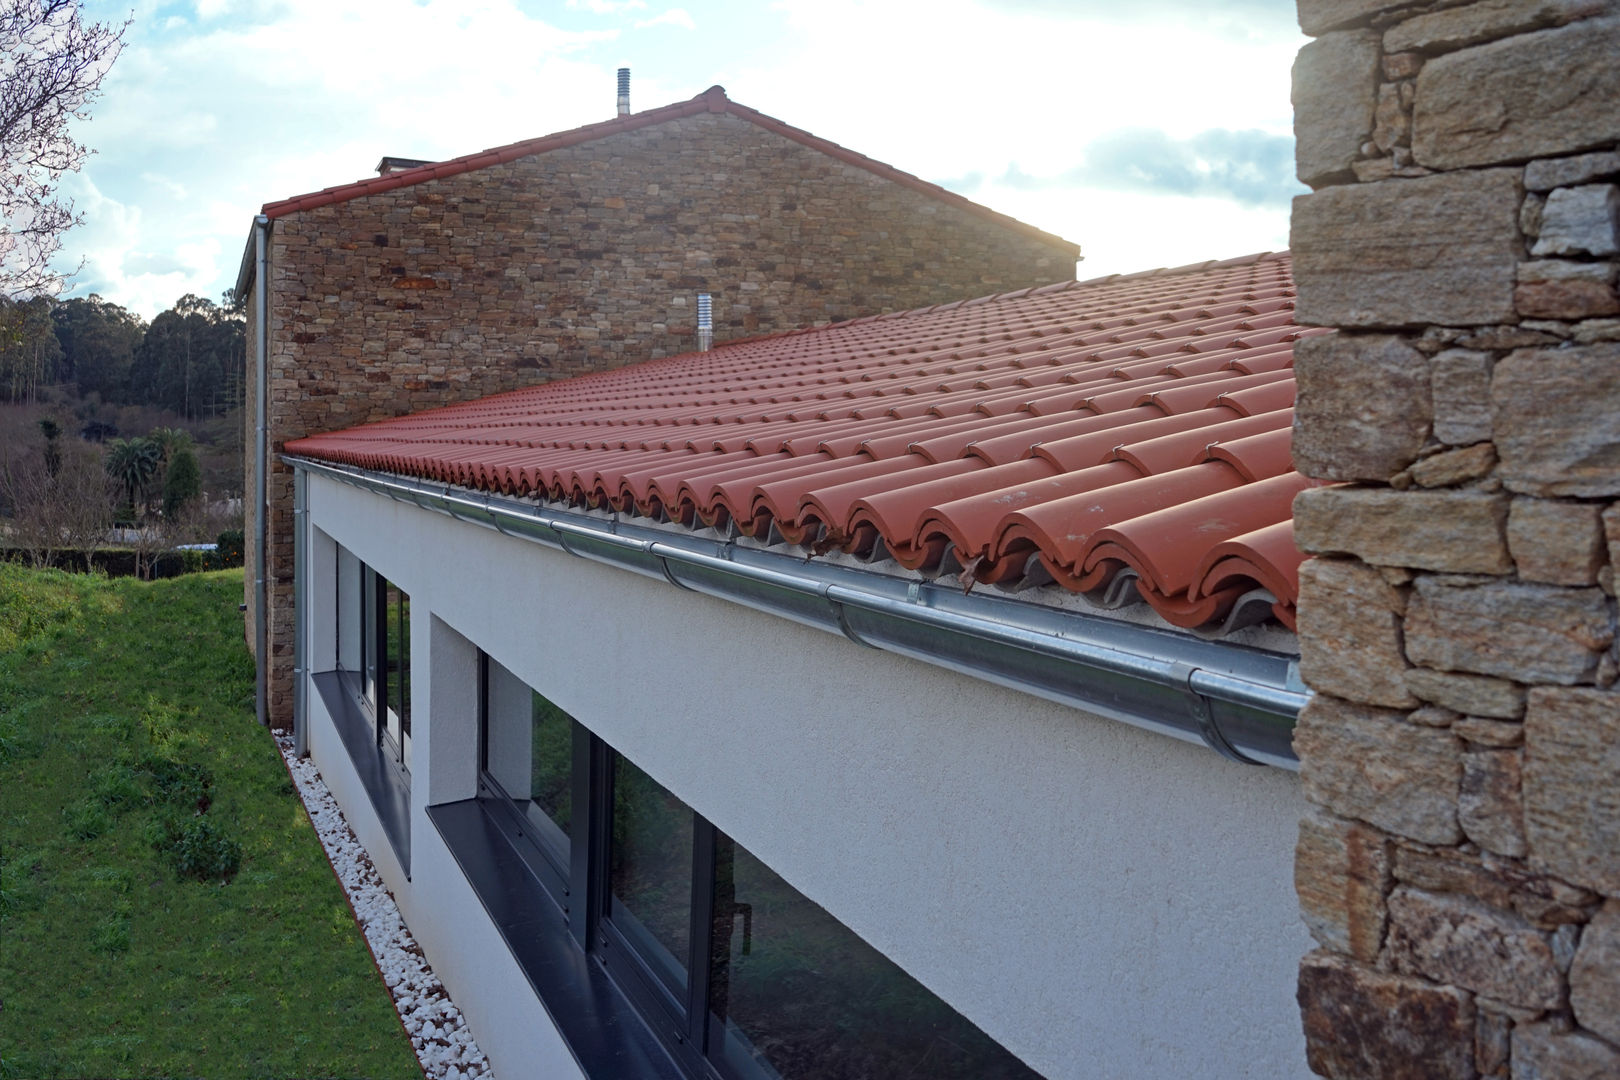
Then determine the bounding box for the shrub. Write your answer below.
[165,816,242,883]
[214,529,244,567]
[62,799,110,841]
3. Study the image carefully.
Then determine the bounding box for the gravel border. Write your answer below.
[276,735,494,1080]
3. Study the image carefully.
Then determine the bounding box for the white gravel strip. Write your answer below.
[276,735,494,1080]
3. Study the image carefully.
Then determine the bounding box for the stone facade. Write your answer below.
[1289,2,1620,1076]
[244,91,1078,727]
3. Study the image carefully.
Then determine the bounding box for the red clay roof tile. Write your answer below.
[288,251,1316,634]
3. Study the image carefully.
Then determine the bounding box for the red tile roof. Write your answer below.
[259,86,1078,256]
[287,251,1324,633]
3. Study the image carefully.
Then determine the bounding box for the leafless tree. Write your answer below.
[0,430,114,568]
[0,1,129,299]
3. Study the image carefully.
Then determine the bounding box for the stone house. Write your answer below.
[236,82,1080,729]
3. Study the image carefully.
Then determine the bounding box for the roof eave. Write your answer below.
[289,456,1306,769]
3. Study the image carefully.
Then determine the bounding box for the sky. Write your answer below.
[58,0,1309,319]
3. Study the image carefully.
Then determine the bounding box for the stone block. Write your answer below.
[1605,503,1620,572]
[1292,170,1523,328]
[1454,716,1525,746]
[1493,343,1620,497]
[1298,557,1418,707]
[1507,498,1606,585]
[1295,486,1512,573]
[1569,900,1620,1045]
[1406,578,1612,685]
[1298,950,1475,1080]
[1296,807,1393,963]
[1511,1022,1620,1080]
[1383,51,1425,79]
[1295,695,1463,845]
[1531,184,1620,257]
[1394,845,1598,929]
[1405,667,1525,718]
[1476,1008,1512,1078]
[1293,31,1382,186]
[1525,150,1620,192]
[1412,17,1620,170]
[1298,0,1402,35]
[1409,442,1497,488]
[1515,272,1620,320]
[1460,747,1528,856]
[1388,887,1562,1011]
[1385,0,1604,55]
[1372,83,1410,156]
[1524,687,1620,894]
[1432,348,1494,446]
[1292,333,1431,480]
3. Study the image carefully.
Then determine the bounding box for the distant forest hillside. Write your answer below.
[0,293,247,514]
[0,291,246,422]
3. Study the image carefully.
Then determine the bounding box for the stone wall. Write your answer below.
[247,106,1079,725]
[1290,2,1620,1077]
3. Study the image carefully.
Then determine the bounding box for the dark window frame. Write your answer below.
[323,546,412,874]
[461,649,1034,1080]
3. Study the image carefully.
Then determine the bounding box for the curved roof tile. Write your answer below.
[288,251,1318,635]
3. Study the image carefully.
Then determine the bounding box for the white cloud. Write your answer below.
[567,0,648,12]
[635,8,695,30]
[52,0,1306,318]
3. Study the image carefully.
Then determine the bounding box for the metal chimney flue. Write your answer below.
[697,293,713,352]
[616,68,631,116]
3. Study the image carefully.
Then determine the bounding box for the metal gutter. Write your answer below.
[289,458,1308,769]
[253,215,270,729]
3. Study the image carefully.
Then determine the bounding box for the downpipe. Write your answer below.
[253,215,270,729]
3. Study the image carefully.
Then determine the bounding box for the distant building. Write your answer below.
[236,81,1079,728]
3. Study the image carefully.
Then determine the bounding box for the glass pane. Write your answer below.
[336,548,361,672]
[609,755,692,998]
[361,566,378,704]
[528,692,572,834]
[483,658,571,863]
[383,579,409,764]
[710,840,1040,1080]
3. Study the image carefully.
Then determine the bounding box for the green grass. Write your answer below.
[0,564,421,1080]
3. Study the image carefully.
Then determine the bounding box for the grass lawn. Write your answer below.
[0,565,421,1080]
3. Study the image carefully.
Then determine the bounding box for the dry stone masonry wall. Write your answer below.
[246,109,1077,725]
[1290,2,1620,1077]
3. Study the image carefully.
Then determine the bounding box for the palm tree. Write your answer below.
[105,436,161,520]
[148,426,194,468]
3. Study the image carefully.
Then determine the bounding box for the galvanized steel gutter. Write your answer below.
[290,458,1308,770]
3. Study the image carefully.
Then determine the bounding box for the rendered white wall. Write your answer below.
[304,473,1313,1080]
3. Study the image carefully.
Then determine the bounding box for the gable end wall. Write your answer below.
[245,110,1078,724]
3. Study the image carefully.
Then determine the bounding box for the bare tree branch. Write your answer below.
[0,0,129,299]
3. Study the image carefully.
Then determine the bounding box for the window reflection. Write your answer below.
[710,839,1040,1080]
[483,657,572,868]
[610,755,692,998]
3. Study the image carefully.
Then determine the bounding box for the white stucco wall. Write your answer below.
[302,472,1313,1080]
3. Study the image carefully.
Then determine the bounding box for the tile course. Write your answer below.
[289,252,1322,635]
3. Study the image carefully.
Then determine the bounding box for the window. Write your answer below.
[315,546,411,871]
[335,552,411,773]
[462,653,1038,1080]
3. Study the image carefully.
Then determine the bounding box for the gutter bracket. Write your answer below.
[1170,660,1253,765]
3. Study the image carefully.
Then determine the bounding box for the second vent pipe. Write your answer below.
[617,68,630,116]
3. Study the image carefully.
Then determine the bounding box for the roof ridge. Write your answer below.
[696,251,1291,357]
[1074,250,1286,288]
[258,86,1076,255]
